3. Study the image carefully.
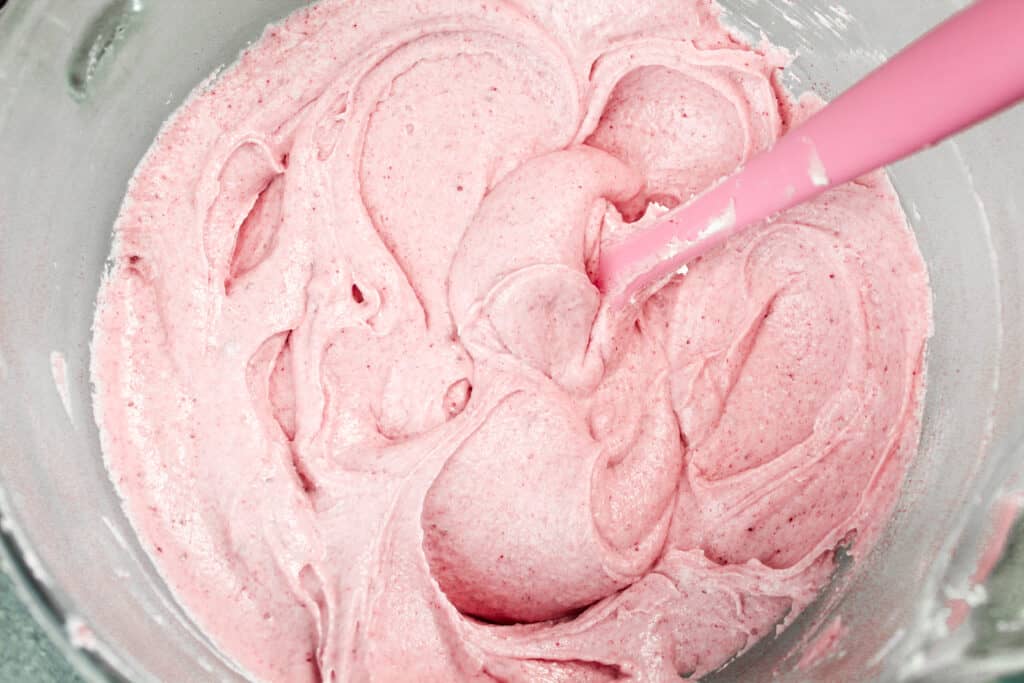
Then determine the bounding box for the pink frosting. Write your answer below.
[91,0,931,680]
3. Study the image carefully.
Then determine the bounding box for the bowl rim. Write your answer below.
[2,0,1024,681]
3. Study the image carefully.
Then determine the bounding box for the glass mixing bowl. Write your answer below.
[0,0,1022,680]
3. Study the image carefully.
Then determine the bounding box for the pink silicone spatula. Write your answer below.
[597,0,1024,302]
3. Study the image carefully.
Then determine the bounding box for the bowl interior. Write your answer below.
[0,1,1022,681]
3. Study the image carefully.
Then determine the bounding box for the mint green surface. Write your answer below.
[0,571,82,683]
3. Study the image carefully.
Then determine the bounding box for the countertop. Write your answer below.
[0,570,81,683]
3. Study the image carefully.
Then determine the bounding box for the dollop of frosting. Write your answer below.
[92,0,931,680]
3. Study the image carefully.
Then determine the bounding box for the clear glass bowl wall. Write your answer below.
[0,1,1022,681]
